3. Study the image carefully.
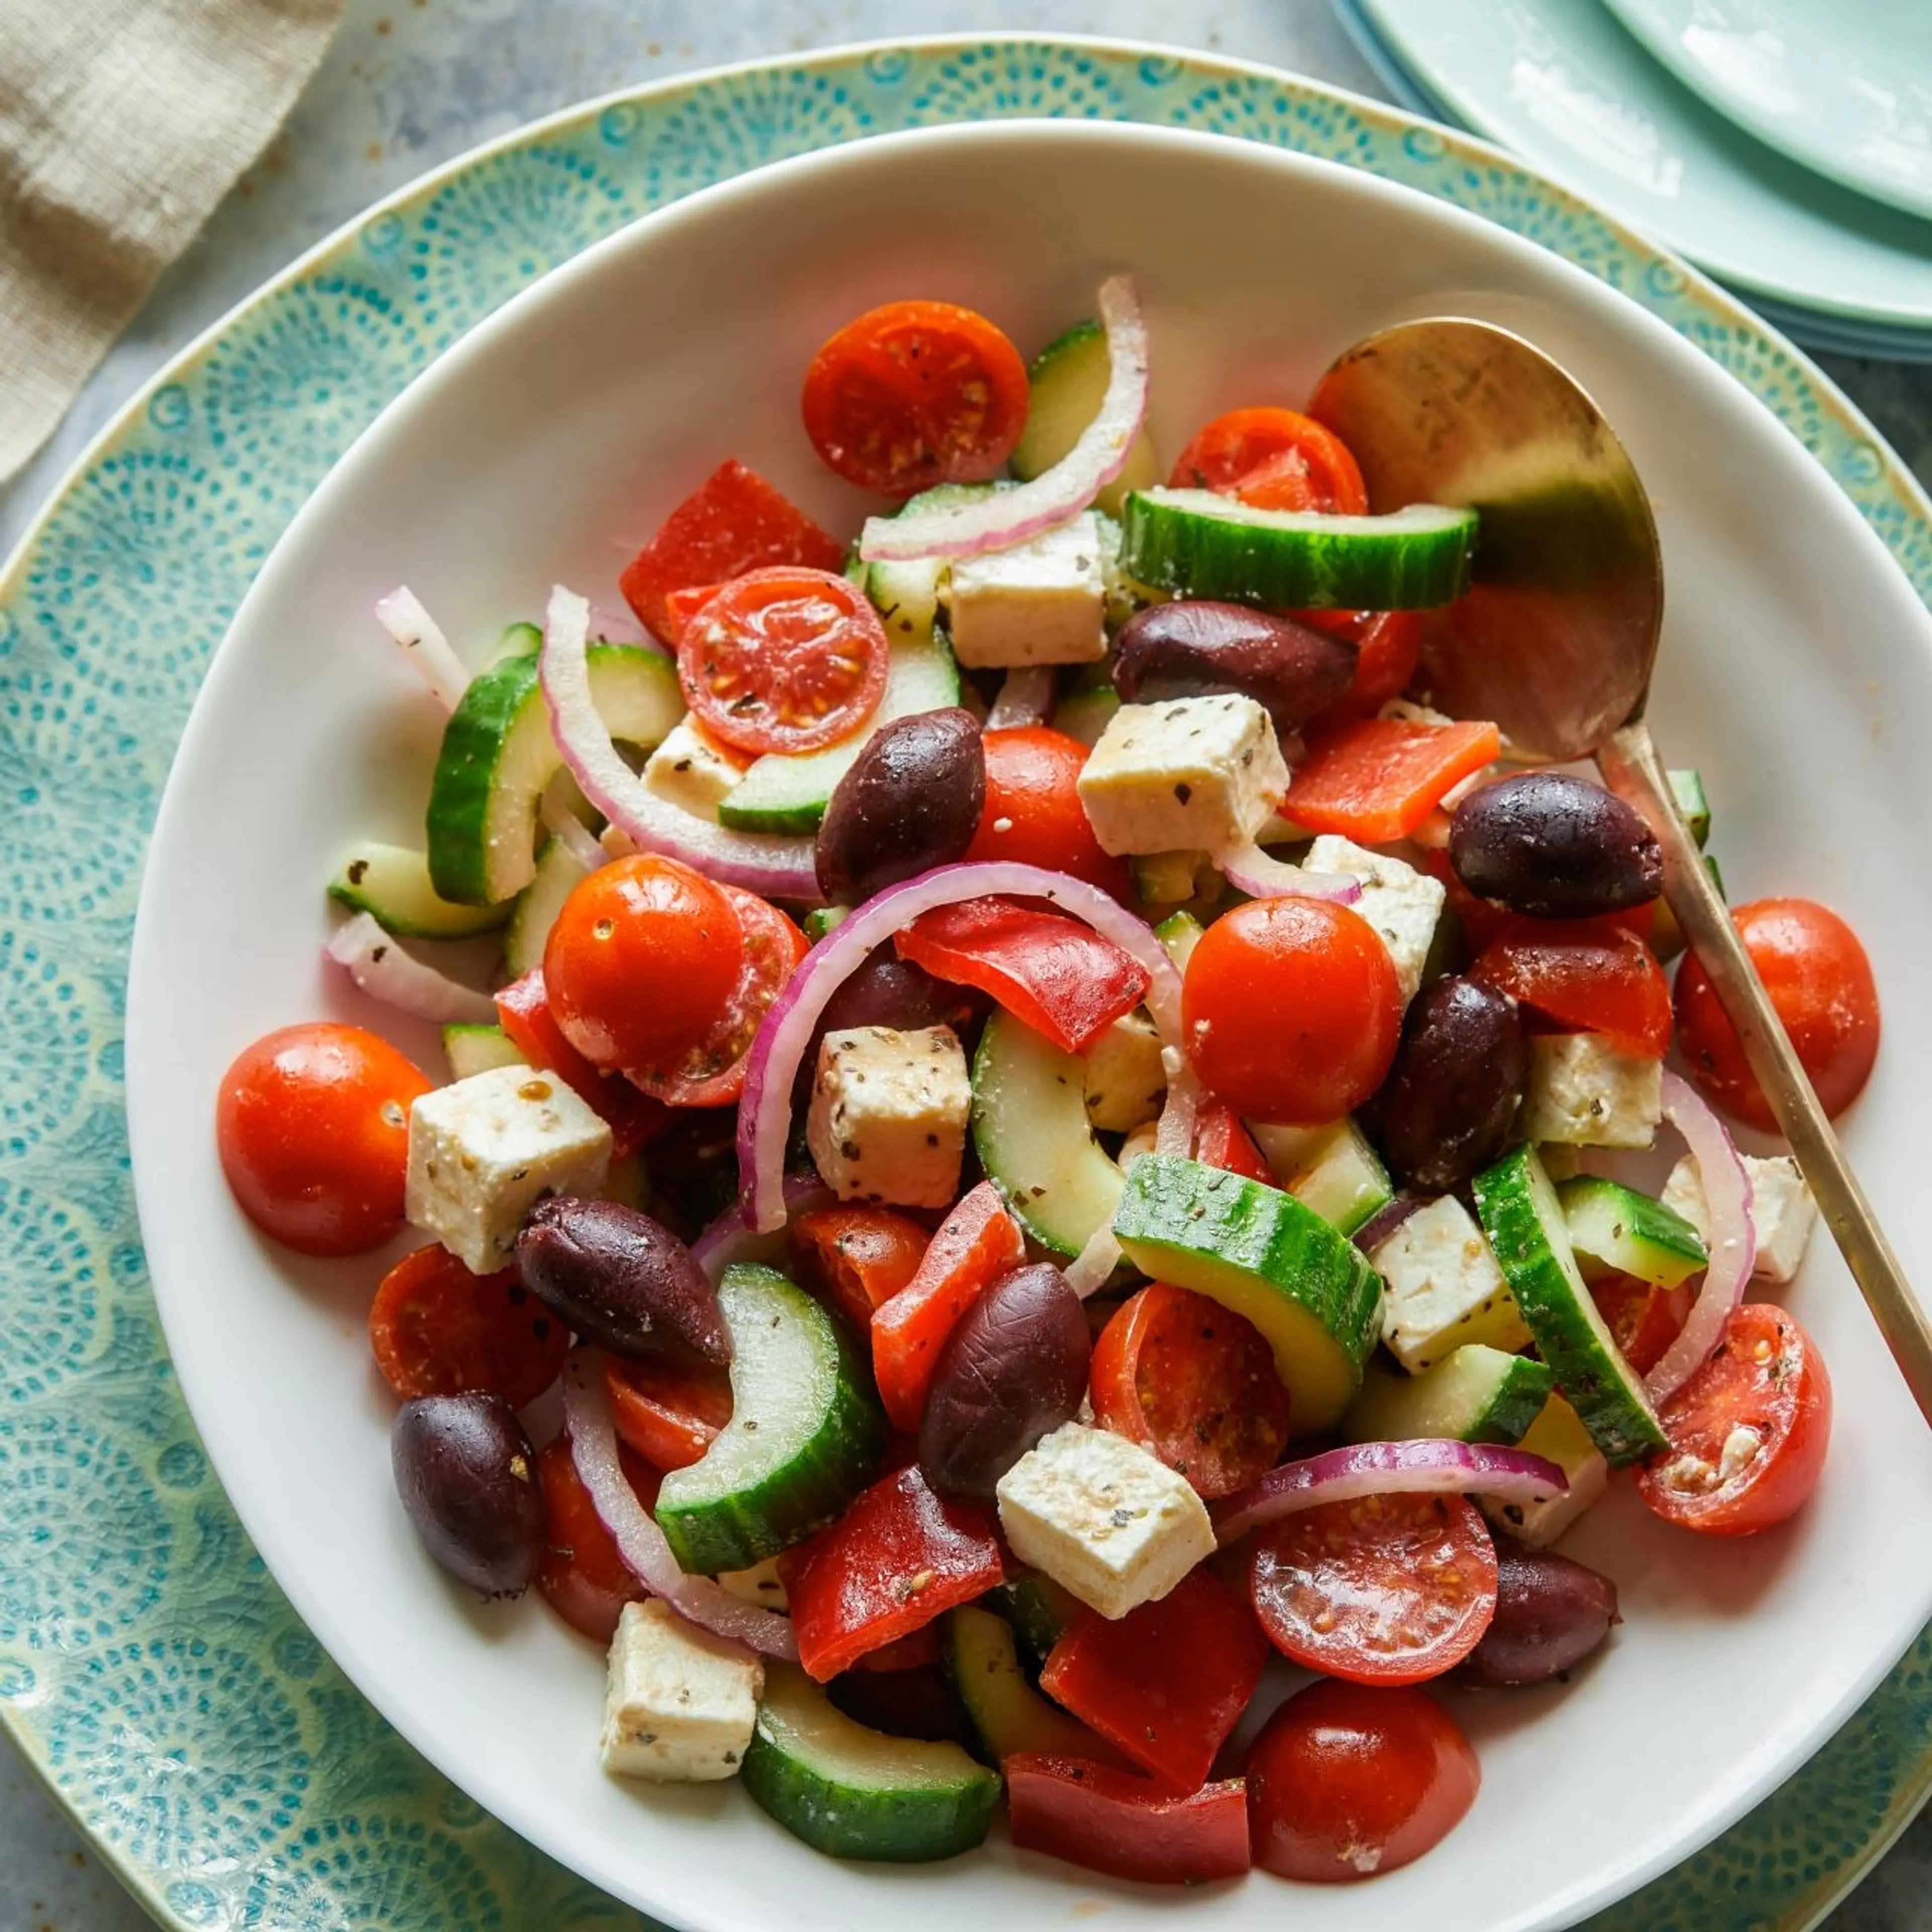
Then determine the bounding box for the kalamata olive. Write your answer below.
[919,1263,1091,1503]
[516,1197,729,1369]
[391,1393,546,1596]
[1112,601,1357,741]
[1449,771,1663,919]
[1460,1542,1619,1686]
[1376,976,1527,1193]
[816,708,986,905]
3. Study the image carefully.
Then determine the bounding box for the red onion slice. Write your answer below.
[737,860,1182,1232]
[690,1178,833,1284]
[1064,1226,1123,1300]
[986,667,1056,732]
[859,276,1151,564]
[1355,1193,1423,1256]
[562,1353,798,1659]
[538,786,607,873]
[1155,1050,1200,1159]
[375,586,470,712]
[1214,839,1362,905]
[1214,1438,1569,1547]
[324,912,497,1024]
[538,585,820,899]
[1645,1070,1757,1406]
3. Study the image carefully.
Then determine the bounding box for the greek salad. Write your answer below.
[215,277,1873,1885]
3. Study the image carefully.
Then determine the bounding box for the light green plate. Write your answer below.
[2,34,1928,1932]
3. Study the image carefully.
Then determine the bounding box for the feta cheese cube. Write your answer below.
[642,716,748,820]
[806,1024,970,1209]
[1082,1009,1166,1134]
[1519,1034,1662,1149]
[599,1600,763,1783]
[1376,1194,1531,1372]
[1305,835,1445,1007]
[945,512,1108,669]
[996,1421,1216,1621]
[1479,1395,1607,1549]
[1662,1152,1819,1285]
[406,1064,611,1273]
[1077,695,1290,857]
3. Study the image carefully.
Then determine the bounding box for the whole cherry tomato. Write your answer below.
[963,726,1131,898]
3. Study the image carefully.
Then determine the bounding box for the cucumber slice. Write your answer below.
[1054,664,1121,748]
[1130,850,1211,906]
[1668,768,1711,848]
[1342,1345,1554,1447]
[654,1265,883,1574]
[986,1573,1080,1675]
[944,1605,1099,1762]
[502,835,594,978]
[440,1023,527,1082]
[1120,489,1478,611]
[492,620,543,661]
[1558,1176,1707,1289]
[971,1009,1124,1261]
[1153,909,1204,973]
[328,840,512,938]
[1478,1394,1609,1549]
[1010,320,1161,518]
[1249,1119,1394,1237]
[864,482,1005,641]
[1112,1154,1385,1436]
[1471,1148,1667,1467]
[426,643,682,905]
[802,905,849,944]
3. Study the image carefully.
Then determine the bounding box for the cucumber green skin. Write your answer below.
[327,841,512,938]
[1472,1149,1668,1467]
[653,1267,884,1575]
[987,1574,1079,1675]
[944,1605,1097,1762]
[1120,489,1477,611]
[1668,768,1711,848]
[1112,1154,1384,1436]
[1342,1347,1554,1447]
[1558,1175,1707,1289]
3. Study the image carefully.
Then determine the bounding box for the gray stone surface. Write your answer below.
[1,1,1925,1925]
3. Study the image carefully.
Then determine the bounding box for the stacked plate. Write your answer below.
[1337,0,1932,359]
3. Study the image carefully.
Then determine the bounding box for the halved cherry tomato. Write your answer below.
[628,887,807,1107]
[533,1435,653,1643]
[368,1244,568,1407]
[1474,915,1672,1059]
[494,969,671,1159]
[216,1022,430,1256]
[1006,1756,1252,1884]
[801,299,1029,497]
[604,1355,733,1472]
[1637,1303,1832,1537]
[1192,1100,1274,1184]
[1169,407,1369,514]
[1090,1283,1291,1499]
[1248,1492,1499,1685]
[964,726,1131,899]
[677,566,890,758]
[1247,1679,1480,1883]
[1338,609,1424,716]
[1674,898,1880,1132]
[1183,898,1402,1123]
[1592,1273,1691,1379]
[618,458,845,643]
[790,1203,932,1334]
[543,855,745,1073]
[1285,716,1501,844]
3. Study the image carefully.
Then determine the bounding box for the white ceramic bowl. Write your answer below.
[126,119,1932,1932]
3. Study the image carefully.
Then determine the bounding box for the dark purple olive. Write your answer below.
[920,1263,1091,1503]
[392,1393,545,1596]
[1460,1542,1620,1686]
[816,708,986,905]
[516,1197,728,1369]
[1449,771,1663,919]
[1376,976,1527,1193]
[817,947,985,1038]
[828,1664,978,1748]
[1112,600,1357,741]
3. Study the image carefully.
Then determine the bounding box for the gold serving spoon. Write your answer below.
[1309,317,1932,1423]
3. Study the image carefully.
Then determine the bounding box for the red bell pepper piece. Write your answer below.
[895,897,1151,1055]
[1006,1755,1252,1884]
[1039,1568,1270,1791]
[619,459,846,643]
[777,1466,1005,1680]
[494,969,670,1158]
[1192,1101,1272,1184]
[1286,716,1500,843]
[604,1355,732,1472]
[870,1182,1026,1431]
[790,1204,932,1335]
[1473,915,1672,1058]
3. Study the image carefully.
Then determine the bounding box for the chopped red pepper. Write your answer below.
[1286,716,1501,843]
[778,1465,1005,1680]
[618,459,846,643]
[1192,1101,1273,1184]
[1473,915,1672,1059]
[895,898,1150,1055]
[604,1355,732,1472]
[790,1203,933,1335]
[494,969,670,1158]
[870,1182,1026,1431]
[1039,1568,1270,1792]
[1006,1755,1252,1884]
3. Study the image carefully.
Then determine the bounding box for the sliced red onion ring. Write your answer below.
[538,786,607,872]
[538,585,820,899]
[1155,1049,1199,1159]
[986,666,1056,732]
[1064,1226,1123,1300]
[859,276,1151,565]
[563,1352,798,1659]
[375,587,470,712]
[324,912,496,1023]
[738,860,1182,1232]
[588,601,650,646]
[1355,1193,1423,1256]
[1645,1069,1757,1406]
[691,1178,833,1284]
[1213,1438,1569,1547]
[1214,840,1362,905]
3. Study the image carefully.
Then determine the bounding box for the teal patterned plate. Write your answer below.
[4,35,1929,1932]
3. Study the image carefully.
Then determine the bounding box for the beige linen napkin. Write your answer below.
[0,0,346,484]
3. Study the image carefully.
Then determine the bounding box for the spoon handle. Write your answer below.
[1599,720,1932,1426]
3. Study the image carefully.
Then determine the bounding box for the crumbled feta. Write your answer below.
[1082,1009,1166,1134]
[642,716,748,820]
[945,512,1109,669]
[805,1024,970,1209]
[599,1600,762,1783]
[1375,1194,1531,1372]
[1305,835,1445,1007]
[996,1421,1216,1621]
[1518,1034,1662,1149]
[405,1064,612,1273]
[1662,1152,1819,1285]
[1077,694,1290,857]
